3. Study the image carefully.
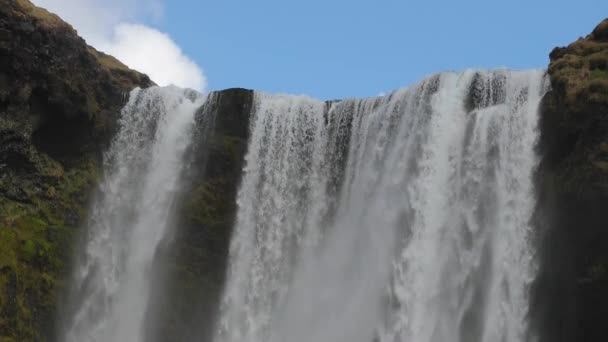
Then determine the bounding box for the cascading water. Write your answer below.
[215,70,549,342]
[62,86,204,342]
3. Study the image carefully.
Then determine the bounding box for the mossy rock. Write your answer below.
[533,17,608,342]
[1,0,153,340]
[0,158,95,341]
[147,89,253,342]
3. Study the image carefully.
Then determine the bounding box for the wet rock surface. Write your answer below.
[533,18,608,342]
[146,88,254,342]
[1,1,608,341]
[0,1,151,340]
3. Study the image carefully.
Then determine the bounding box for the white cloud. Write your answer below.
[102,24,205,90]
[31,0,206,91]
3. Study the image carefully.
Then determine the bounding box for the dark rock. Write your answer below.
[0,28,10,41]
[549,46,568,61]
[0,2,604,342]
[2,267,17,319]
[0,0,153,340]
[146,88,254,342]
[591,19,608,42]
[532,17,608,342]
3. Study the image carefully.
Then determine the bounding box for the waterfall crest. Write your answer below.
[215,70,549,342]
[62,86,204,342]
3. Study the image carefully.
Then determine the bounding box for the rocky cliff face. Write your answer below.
[533,18,608,342]
[2,1,608,341]
[0,0,151,340]
[146,89,253,342]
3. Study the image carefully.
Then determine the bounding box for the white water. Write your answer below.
[215,70,549,342]
[63,86,204,342]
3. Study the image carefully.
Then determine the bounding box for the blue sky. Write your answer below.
[159,0,607,99]
[35,0,608,100]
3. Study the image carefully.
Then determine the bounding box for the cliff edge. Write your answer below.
[533,18,608,342]
[0,0,152,340]
[3,1,608,341]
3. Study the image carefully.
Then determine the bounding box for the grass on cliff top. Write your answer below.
[87,47,153,91]
[550,40,608,105]
[14,0,68,29]
[88,48,132,73]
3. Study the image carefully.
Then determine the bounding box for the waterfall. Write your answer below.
[62,86,204,342]
[215,70,549,342]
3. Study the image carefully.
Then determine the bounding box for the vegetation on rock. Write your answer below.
[146,89,253,342]
[0,0,152,340]
[533,18,608,342]
[2,1,608,341]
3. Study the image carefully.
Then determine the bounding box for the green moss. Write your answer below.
[0,229,18,269]
[185,135,244,227]
[187,183,224,226]
[590,68,608,79]
[20,240,37,262]
[1,1,153,338]
[0,155,100,341]
[219,136,242,160]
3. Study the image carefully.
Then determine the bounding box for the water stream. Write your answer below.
[215,70,549,342]
[63,86,204,342]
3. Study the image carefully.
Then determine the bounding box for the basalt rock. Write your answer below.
[532,18,608,342]
[3,1,608,341]
[146,88,254,342]
[0,0,151,340]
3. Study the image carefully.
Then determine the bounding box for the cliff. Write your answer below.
[2,0,608,341]
[533,18,608,342]
[0,0,152,340]
[146,89,253,342]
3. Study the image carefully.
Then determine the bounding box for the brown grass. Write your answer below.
[589,51,608,70]
[87,48,132,73]
[549,34,608,105]
[14,0,70,29]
